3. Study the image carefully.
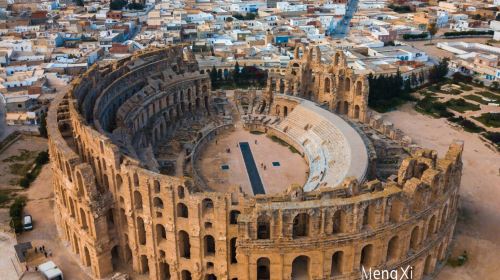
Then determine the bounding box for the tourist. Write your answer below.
[255,140,257,144]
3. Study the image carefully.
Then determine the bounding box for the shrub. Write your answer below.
[403,33,428,40]
[35,151,49,165]
[444,30,493,37]
[9,197,27,233]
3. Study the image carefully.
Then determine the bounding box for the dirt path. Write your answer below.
[17,165,91,280]
[383,104,500,280]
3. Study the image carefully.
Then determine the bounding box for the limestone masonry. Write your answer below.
[47,46,463,280]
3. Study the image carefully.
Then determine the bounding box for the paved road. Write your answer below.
[331,0,359,38]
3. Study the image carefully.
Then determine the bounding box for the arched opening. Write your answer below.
[331,251,343,276]
[230,238,237,264]
[181,270,192,280]
[410,226,420,251]
[343,101,349,116]
[202,198,214,216]
[423,255,433,276]
[116,174,123,190]
[124,244,132,263]
[156,224,167,243]
[360,244,374,269]
[356,81,363,95]
[111,245,120,270]
[389,199,404,223]
[154,180,160,193]
[204,96,209,110]
[81,247,90,267]
[159,262,171,280]
[177,203,189,218]
[205,274,217,280]
[153,197,164,209]
[77,173,84,196]
[257,215,271,239]
[137,217,146,245]
[293,213,310,238]
[324,78,330,93]
[345,78,351,92]
[140,255,149,274]
[73,233,80,254]
[134,191,143,210]
[204,235,215,256]
[283,106,288,117]
[362,205,376,229]
[354,105,360,120]
[441,205,448,229]
[427,216,436,240]
[336,101,341,114]
[179,230,191,259]
[230,210,240,225]
[80,208,88,229]
[257,257,270,280]
[291,255,310,280]
[386,236,400,263]
[334,53,340,66]
[332,210,346,234]
[133,173,139,187]
[178,186,185,198]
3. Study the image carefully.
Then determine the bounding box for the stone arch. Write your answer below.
[324,77,330,93]
[334,52,341,66]
[77,172,85,196]
[178,230,191,259]
[116,174,123,190]
[111,245,120,270]
[73,233,80,254]
[153,197,164,209]
[360,244,375,269]
[181,270,192,280]
[153,180,160,193]
[386,235,400,263]
[133,173,139,187]
[275,105,281,115]
[204,235,215,256]
[423,255,433,276]
[427,215,436,239]
[230,238,237,263]
[283,106,288,117]
[332,209,347,234]
[65,162,72,182]
[331,251,344,276]
[440,204,448,229]
[294,44,305,59]
[257,257,271,280]
[177,203,189,218]
[202,198,214,216]
[362,204,376,229]
[204,96,209,111]
[291,255,310,280]
[156,224,166,243]
[134,191,143,210]
[80,208,88,230]
[137,217,146,245]
[410,226,420,251]
[336,101,341,114]
[345,77,351,92]
[159,262,171,279]
[354,105,360,120]
[356,80,363,95]
[178,186,185,198]
[292,213,310,238]
[230,210,240,225]
[343,101,349,115]
[205,274,217,280]
[257,214,271,239]
[389,198,404,223]
[140,255,149,274]
[84,246,91,267]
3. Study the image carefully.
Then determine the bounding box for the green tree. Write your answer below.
[38,112,47,138]
[217,69,223,81]
[233,61,240,83]
[110,0,127,10]
[75,0,84,6]
[427,23,439,44]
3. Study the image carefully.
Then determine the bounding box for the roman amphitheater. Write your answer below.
[47,46,463,280]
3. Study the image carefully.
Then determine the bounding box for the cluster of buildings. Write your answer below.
[0,0,498,132]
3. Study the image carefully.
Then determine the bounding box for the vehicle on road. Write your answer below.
[38,261,64,280]
[23,215,33,231]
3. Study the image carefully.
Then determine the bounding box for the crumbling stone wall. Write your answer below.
[47,46,463,280]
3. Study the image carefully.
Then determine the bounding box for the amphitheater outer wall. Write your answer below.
[47,46,463,280]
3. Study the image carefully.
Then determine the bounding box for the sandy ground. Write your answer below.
[197,126,308,195]
[16,165,91,280]
[383,104,500,280]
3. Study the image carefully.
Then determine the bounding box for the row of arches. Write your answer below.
[254,201,450,240]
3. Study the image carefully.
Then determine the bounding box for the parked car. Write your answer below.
[38,261,64,280]
[23,215,33,231]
